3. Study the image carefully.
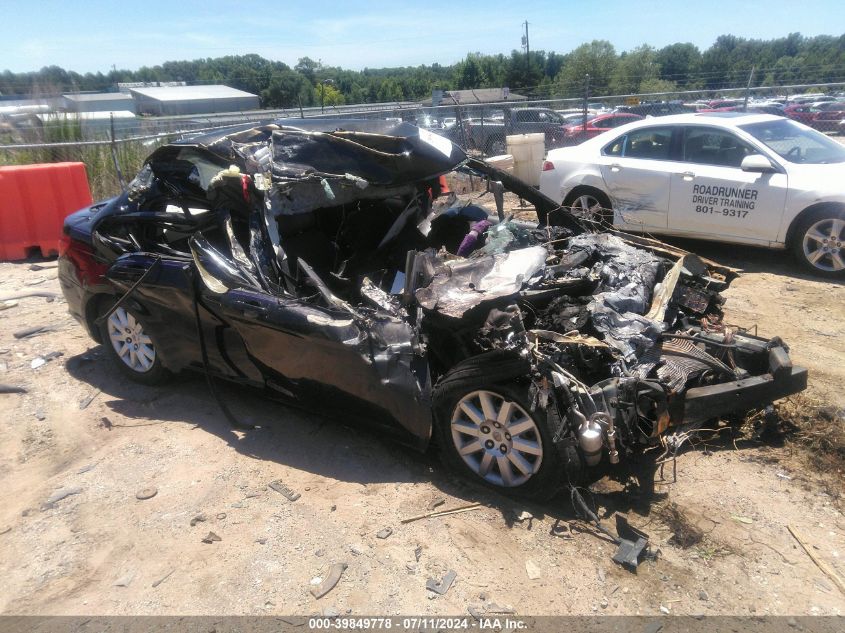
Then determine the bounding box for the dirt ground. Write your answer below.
[1,237,843,617]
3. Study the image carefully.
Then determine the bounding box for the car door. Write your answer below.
[191,240,433,446]
[599,125,676,229]
[668,126,788,243]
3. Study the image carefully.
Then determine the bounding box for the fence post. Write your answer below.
[480,105,485,156]
[109,113,126,192]
[583,73,590,134]
[743,66,755,112]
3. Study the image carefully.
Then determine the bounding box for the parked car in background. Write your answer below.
[539,112,845,277]
[783,103,816,125]
[789,94,835,105]
[560,113,643,146]
[701,105,785,116]
[808,101,845,131]
[614,101,695,117]
[454,107,570,154]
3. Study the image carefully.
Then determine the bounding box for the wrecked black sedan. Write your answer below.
[58,119,807,499]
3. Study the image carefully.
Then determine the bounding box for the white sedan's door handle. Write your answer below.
[680,171,695,180]
[610,163,622,172]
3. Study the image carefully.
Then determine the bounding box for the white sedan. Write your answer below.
[539,113,845,277]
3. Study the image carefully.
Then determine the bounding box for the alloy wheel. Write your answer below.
[569,194,605,220]
[802,218,845,273]
[106,307,156,373]
[450,390,543,487]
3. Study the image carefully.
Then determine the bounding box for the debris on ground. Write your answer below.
[525,559,541,580]
[310,563,348,599]
[201,531,222,544]
[0,291,57,302]
[78,389,100,410]
[269,480,301,502]
[190,514,207,526]
[428,497,445,511]
[512,509,534,527]
[401,502,482,523]
[0,300,18,311]
[13,324,59,339]
[42,487,82,510]
[151,569,175,588]
[114,571,136,587]
[611,515,655,571]
[0,384,27,394]
[30,351,63,369]
[426,570,457,596]
[731,516,754,525]
[216,513,226,520]
[376,528,393,539]
[787,525,845,596]
[135,487,158,500]
[98,417,113,430]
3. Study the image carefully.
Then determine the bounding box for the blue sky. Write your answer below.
[2,0,843,73]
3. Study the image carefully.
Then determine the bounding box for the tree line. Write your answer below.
[1,33,843,109]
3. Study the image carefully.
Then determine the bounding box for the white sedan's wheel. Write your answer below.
[106,307,156,373]
[450,390,543,487]
[570,194,605,219]
[801,217,845,273]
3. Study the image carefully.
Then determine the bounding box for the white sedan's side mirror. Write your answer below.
[741,154,775,172]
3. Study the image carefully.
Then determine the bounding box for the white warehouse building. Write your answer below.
[129,85,260,116]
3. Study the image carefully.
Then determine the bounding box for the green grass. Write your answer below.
[0,116,164,201]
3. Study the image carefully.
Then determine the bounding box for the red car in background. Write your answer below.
[784,103,820,125]
[808,102,845,131]
[560,112,642,145]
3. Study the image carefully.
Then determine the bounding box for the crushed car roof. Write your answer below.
[176,118,468,187]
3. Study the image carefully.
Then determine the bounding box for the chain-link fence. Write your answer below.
[1,81,843,201]
[310,81,845,160]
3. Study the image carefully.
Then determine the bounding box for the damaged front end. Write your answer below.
[411,218,807,477]
[81,119,807,496]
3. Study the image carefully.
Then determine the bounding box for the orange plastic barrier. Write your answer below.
[0,162,93,261]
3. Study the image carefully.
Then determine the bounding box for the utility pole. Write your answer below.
[743,65,755,111]
[521,21,530,79]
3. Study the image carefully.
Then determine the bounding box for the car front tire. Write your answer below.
[791,208,845,278]
[433,352,579,500]
[98,304,170,385]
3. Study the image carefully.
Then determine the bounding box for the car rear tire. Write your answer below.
[98,304,170,385]
[791,208,845,278]
[563,188,613,226]
[433,352,579,500]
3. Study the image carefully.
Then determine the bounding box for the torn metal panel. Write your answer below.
[415,246,547,319]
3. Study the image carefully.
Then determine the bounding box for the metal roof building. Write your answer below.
[63,92,137,114]
[427,88,527,106]
[129,85,260,116]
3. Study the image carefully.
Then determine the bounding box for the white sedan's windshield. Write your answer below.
[739,119,845,164]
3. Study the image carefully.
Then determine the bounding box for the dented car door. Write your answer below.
[194,255,433,448]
